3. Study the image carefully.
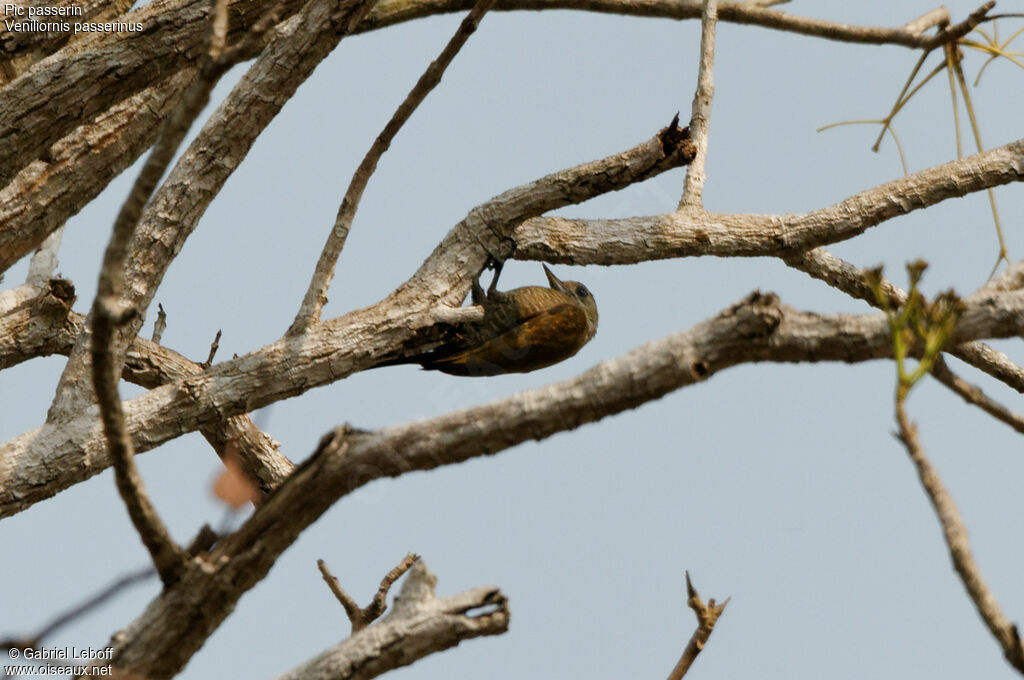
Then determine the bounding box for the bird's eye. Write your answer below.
[576,285,589,298]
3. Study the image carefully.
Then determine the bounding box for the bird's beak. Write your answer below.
[543,264,570,294]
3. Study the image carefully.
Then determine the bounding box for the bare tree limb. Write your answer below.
[0,70,193,275]
[7,281,1024,520]
[0,0,134,71]
[786,248,1024,394]
[48,0,383,416]
[0,0,978,205]
[667,572,728,680]
[923,1,995,50]
[0,0,983,275]
[0,289,294,495]
[0,0,312,190]
[75,289,1024,677]
[88,0,278,585]
[929,357,1024,435]
[318,553,420,633]
[1,124,693,517]
[359,0,962,48]
[92,293,188,586]
[0,278,77,369]
[152,304,167,344]
[276,562,508,680]
[291,0,496,332]
[902,8,950,35]
[679,0,717,209]
[895,401,1024,673]
[513,137,1024,265]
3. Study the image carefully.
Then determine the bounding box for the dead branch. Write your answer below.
[318,554,420,633]
[667,573,729,680]
[276,562,508,680]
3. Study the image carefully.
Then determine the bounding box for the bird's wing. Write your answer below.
[424,302,589,376]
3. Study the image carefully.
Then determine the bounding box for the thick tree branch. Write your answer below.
[0,70,193,275]
[513,137,1024,264]
[64,289,1024,677]
[276,562,508,680]
[0,0,975,273]
[404,119,695,306]
[47,0,383,416]
[1,124,694,517]
[786,248,1024,394]
[0,0,312,190]
[6,282,1024,519]
[0,0,134,70]
[87,0,280,584]
[0,285,294,495]
[0,0,976,202]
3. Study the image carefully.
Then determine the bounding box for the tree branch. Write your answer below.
[291,0,496,332]
[666,573,728,680]
[360,0,962,48]
[0,0,975,202]
[7,282,1024,519]
[928,357,1024,435]
[679,0,717,209]
[0,0,976,274]
[0,287,295,495]
[1,123,694,518]
[786,248,1024,394]
[895,401,1024,673]
[47,0,382,416]
[276,562,508,680]
[81,288,1024,677]
[0,70,193,276]
[87,0,278,584]
[512,137,1024,265]
[318,553,420,633]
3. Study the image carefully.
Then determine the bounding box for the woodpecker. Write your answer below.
[390,263,598,376]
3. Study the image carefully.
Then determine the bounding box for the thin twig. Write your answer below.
[894,400,1024,673]
[667,572,729,679]
[679,0,718,209]
[929,357,1024,435]
[949,49,1008,273]
[317,553,421,632]
[289,0,497,333]
[945,42,964,159]
[869,55,942,152]
[202,329,222,369]
[91,297,187,586]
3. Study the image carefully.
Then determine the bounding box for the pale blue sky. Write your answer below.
[2,2,1024,678]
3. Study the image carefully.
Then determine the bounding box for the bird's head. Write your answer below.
[543,264,599,340]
